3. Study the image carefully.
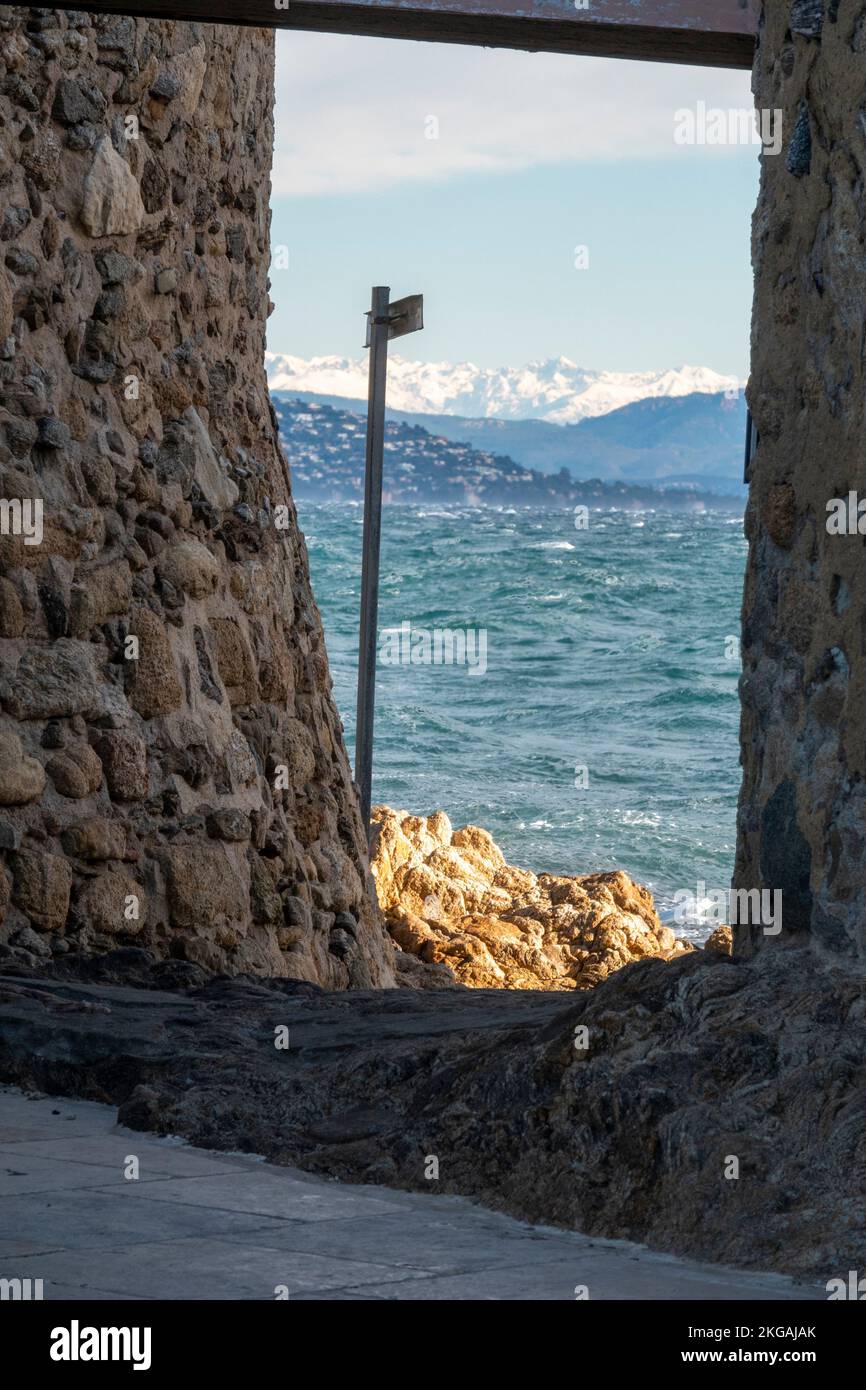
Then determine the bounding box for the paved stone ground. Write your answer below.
[0,1087,821,1301]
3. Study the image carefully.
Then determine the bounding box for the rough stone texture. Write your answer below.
[0,9,394,989]
[704,923,734,956]
[0,945,861,1281]
[9,847,71,931]
[0,728,44,802]
[739,2,866,964]
[80,135,146,238]
[46,740,103,798]
[372,806,692,989]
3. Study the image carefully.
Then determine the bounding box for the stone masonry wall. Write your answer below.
[738,1,866,964]
[0,6,396,987]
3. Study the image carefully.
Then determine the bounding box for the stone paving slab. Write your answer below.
[0,1153,139,1199]
[0,1090,117,1136]
[216,1210,605,1274]
[0,1134,269,1178]
[0,1191,307,1260]
[106,1171,407,1222]
[0,1087,823,1301]
[12,1237,430,1301]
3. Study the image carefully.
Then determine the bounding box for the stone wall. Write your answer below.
[738,0,866,965]
[0,7,396,987]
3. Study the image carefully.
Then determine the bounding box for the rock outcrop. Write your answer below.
[705,923,733,956]
[371,806,692,989]
[0,10,394,988]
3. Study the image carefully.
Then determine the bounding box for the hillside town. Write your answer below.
[273,396,738,509]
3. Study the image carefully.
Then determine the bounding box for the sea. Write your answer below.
[299,502,747,942]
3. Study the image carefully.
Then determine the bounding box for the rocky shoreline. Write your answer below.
[373,805,698,990]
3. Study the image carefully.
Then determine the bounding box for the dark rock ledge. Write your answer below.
[1,944,863,1282]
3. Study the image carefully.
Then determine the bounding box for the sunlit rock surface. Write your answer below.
[372,806,692,990]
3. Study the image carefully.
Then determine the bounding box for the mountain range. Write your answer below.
[265,353,741,426]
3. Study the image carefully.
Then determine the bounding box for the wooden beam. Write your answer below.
[48,0,757,69]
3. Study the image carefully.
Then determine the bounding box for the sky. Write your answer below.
[268,32,758,379]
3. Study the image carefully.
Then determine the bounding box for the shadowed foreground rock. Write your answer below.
[372,806,692,990]
[0,944,862,1280]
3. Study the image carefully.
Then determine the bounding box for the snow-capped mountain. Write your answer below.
[265,353,740,425]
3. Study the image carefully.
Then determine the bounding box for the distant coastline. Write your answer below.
[275,395,745,511]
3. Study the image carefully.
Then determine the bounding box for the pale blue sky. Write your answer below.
[269,32,758,378]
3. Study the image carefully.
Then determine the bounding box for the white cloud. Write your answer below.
[273,32,755,197]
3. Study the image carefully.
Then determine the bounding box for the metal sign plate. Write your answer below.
[364,294,424,347]
[386,294,424,341]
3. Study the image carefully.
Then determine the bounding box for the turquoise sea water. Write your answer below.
[300,503,747,939]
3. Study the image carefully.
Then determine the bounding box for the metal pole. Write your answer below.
[355,286,390,834]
